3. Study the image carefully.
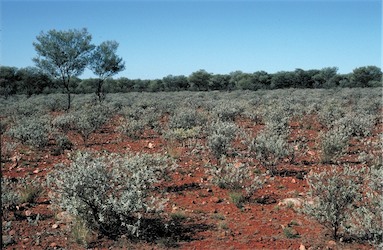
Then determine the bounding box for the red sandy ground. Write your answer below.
[1,113,380,250]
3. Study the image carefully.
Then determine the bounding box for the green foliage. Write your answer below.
[303,165,364,240]
[89,40,125,102]
[48,151,175,238]
[163,127,202,143]
[228,192,245,208]
[18,177,44,204]
[8,116,50,148]
[70,217,91,247]
[33,28,95,110]
[283,226,300,238]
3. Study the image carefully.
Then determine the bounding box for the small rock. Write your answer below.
[52,224,59,229]
[299,244,306,250]
[211,197,220,203]
[2,235,15,246]
[25,210,32,217]
[33,169,40,174]
[307,150,315,156]
[50,242,57,248]
[291,178,296,184]
[278,198,303,208]
[327,240,337,249]
[148,143,154,149]
[22,238,29,243]
[56,211,73,224]
[256,195,277,204]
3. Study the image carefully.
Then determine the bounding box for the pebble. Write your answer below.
[52,224,59,229]
[211,197,220,203]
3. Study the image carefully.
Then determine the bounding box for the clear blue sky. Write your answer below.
[1,0,381,79]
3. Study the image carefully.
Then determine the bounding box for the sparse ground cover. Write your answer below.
[1,88,382,249]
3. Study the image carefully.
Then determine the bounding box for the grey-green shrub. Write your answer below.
[347,165,382,246]
[52,113,76,133]
[209,156,264,198]
[207,121,238,159]
[303,165,364,240]
[249,129,292,175]
[168,107,207,130]
[319,126,349,163]
[336,113,376,138]
[48,151,175,238]
[1,178,20,211]
[71,105,111,146]
[211,100,244,121]
[163,126,202,143]
[8,116,50,148]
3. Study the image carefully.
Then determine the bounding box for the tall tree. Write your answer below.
[33,28,94,110]
[89,41,125,102]
[0,66,19,98]
[350,66,382,87]
[16,67,51,96]
[188,69,211,91]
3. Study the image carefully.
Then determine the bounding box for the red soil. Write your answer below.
[1,113,380,250]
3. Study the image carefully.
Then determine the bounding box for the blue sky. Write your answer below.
[1,0,381,79]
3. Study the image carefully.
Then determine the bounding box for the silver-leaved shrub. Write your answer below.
[48,151,175,238]
[303,165,364,240]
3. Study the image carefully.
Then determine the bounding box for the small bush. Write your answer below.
[1,178,20,212]
[283,226,300,239]
[229,192,245,208]
[207,121,238,159]
[163,127,202,143]
[319,126,349,163]
[120,119,147,139]
[48,151,175,238]
[168,108,207,130]
[303,165,364,240]
[8,116,50,148]
[56,134,73,151]
[52,113,76,133]
[209,156,264,198]
[72,105,111,146]
[70,217,91,247]
[249,129,292,175]
[347,165,382,246]
[211,101,244,121]
[18,177,44,204]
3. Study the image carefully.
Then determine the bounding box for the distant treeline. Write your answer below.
[1,65,381,97]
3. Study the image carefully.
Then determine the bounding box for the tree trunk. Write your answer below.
[66,91,71,111]
[97,79,104,103]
